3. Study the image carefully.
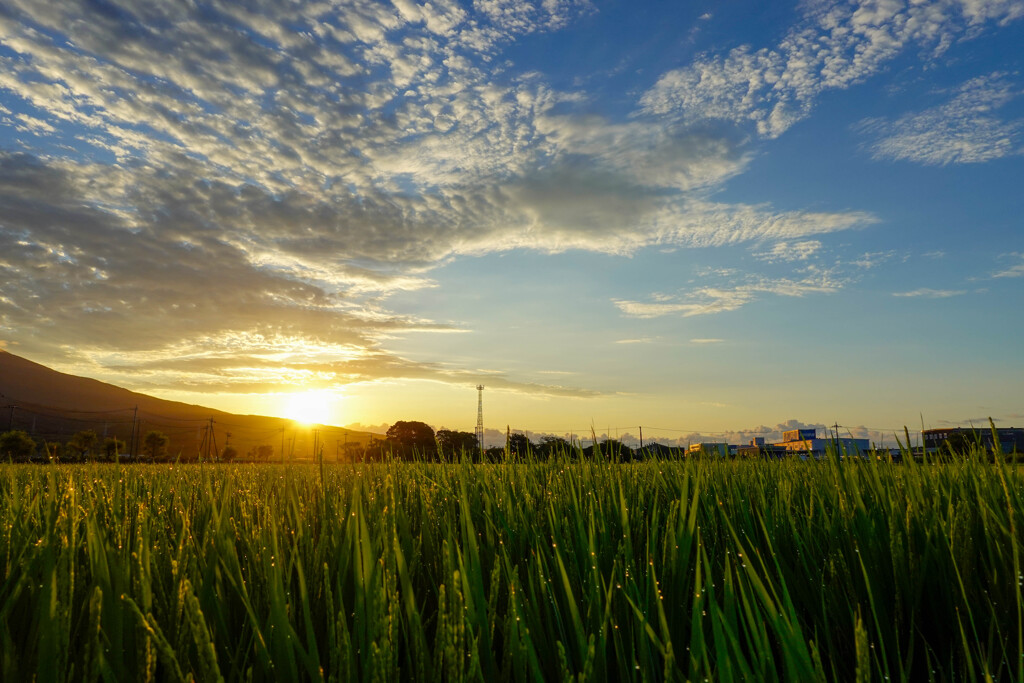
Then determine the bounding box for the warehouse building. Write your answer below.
[687,442,729,457]
[772,428,869,458]
[733,429,871,458]
[923,427,1024,455]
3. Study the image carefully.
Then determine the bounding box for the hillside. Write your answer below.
[0,350,372,460]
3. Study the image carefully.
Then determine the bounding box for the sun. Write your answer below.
[282,390,334,426]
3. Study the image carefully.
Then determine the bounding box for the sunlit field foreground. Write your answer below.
[2,455,1023,682]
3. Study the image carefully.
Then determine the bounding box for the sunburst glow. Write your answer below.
[283,390,334,426]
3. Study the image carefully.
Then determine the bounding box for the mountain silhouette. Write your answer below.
[0,350,370,461]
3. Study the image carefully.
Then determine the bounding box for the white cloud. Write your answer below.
[616,419,837,449]
[859,73,1023,165]
[652,201,876,250]
[851,250,899,269]
[892,288,967,297]
[615,270,844,319]
[0,1,894,397]
[534,114,751,191]
[343,421,390,434]
[0,0,591,198]
[640,0,1024,138]
[0,2,884,266]
[993,253,1024,278]
[755,240,822,262]
[690,338,725,344]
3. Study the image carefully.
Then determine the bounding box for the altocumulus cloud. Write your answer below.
[0,0,887,394]
[858,73,1023,165]
[640,0,1024,138]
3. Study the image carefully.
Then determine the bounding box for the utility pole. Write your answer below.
[208,418,219,461]
[7,405,15,431]
[639,426,643,450]
[475,385,485,452]
[199,417,217,461]
[130,406,138,458]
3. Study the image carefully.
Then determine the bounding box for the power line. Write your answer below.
[7,403,137,416]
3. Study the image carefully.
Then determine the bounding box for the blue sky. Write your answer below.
[0,0,1022,445]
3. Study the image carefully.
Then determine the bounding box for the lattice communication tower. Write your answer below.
[475,385,485,451]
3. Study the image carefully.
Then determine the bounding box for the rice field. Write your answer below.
[1,453,1022,682]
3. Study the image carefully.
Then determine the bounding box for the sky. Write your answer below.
[1,0,1022,447]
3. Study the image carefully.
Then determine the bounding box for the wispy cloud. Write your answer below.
[892,288,967,298]
[615,338,655,344]
[935,416,1014,426]
[690,338,725,344]
[858,73,1023,165]
[993,253,1024,278]
[75,341,608,399]
[851,250,899,269]
[615,270,844,319]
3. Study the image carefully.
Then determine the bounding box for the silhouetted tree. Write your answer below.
[221,445,238,462]
[0,430,37,461]
[507,432,532,458]
[363,435,387,462]
[143,430,169,460]
[68,430,99,460]
[385,421,436,459]
[582,439,634,460]
[538,436,571,459]
[249,444,274,461]
[103,437,125,461]
[436,429,478,461]
[640,442,683,460]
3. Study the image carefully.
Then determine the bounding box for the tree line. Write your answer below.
[0,428,249,463]
[362,421,677,462]
[0,420,687,463]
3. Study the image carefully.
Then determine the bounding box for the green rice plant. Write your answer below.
[0,453,1023,681]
